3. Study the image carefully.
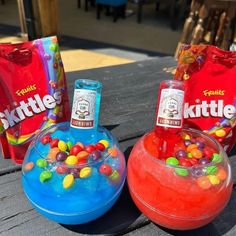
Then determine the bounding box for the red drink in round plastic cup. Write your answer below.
[127,80,233,230]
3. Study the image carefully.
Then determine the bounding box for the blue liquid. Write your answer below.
[22,123,126,224]
[70,79,102,143]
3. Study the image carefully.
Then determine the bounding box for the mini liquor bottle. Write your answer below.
[154,80,185,159]
[70,79,102,143]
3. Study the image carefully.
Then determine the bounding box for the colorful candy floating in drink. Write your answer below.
[22,80,126,224]
[127,80,233,230]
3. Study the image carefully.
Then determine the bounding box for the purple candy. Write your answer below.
[56,152,67,162]
[175,150,187,159]
[44,53,51,60]
[191,166,205,177]
[91,150,101,160]
[70,168,80,178]
[184,140,192,147]
[195,140,205,149]
[199,158,210,165]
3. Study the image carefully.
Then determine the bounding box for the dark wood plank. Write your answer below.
[0,57,175,173]
[0,159,21,175]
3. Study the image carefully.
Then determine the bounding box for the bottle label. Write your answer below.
[70,89,96,129]
[156,88,184,128]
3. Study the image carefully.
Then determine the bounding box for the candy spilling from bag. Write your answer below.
[174,44,236,153]
[0,36,70,164]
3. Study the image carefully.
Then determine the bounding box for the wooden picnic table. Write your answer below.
[0,56,236,236]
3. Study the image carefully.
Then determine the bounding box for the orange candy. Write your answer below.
[190,148,203,159]
[76,151,89,160]
[48,147,60,159]
[216,168,227,181]
[107,147,118,157]
[24,162,34,171]
[197,176,212,189]
[186,144,198,153]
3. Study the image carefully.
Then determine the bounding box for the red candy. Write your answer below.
[179,158,192,167]
[76,142,85,150]
[203,147,214,159]
[99,164,112,176]
[85,144,96,153]
[70,145,83,156]
[95,143,105,151]
[56,166,68,174]
[188,157,198,166]
[41,135,51,144]
[77,159,87,166]
[50,138,59,148]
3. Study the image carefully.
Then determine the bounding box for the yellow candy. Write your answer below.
[215,129,226,138]
[183,134,191,140]
[65,155,78,165]
[80,167,92,178]
[63,174,74,189]
[58,140,67,151]
[99,140,109,149]
[55,52,60,60]
[207,175,220,185]
[183,73,190,80]
[54,106,60,114]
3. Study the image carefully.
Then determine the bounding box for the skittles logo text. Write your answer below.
[16,84,37,96]
[184,100,235,119]
[0,92,62,130]
[203,90,225,97]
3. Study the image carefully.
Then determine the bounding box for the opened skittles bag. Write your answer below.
[174,44,236,153]
[0,36,70,164]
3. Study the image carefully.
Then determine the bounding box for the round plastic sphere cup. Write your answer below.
[22,122,126,225]
[127,128,232,230]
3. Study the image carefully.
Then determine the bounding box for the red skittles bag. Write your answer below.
[0,36,70,164]
[174,44,236,153]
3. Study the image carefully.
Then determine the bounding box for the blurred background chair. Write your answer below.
[129,0,190,30]
[175,0,236,57]
[77,0,95,11]
[129,0,159,23]
[96,0,127,22]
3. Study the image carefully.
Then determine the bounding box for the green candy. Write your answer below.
[212,153,222,163]
[166,157,179,166]
[67,141,73,151]
[40,171,52,183]
[36,158,47,168]
[109,170,120,182]
[175,168,189,177]
[187,153,193,158]
[0,125,4,132]
[206,166,218,175]
[49,43,58,52]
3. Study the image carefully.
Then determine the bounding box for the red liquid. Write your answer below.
[127,130,233,230]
